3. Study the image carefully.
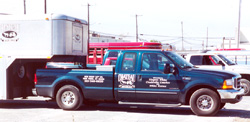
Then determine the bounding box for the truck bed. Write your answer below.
[35,67,115,101]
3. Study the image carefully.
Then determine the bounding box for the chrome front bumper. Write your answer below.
[217,89,244,103]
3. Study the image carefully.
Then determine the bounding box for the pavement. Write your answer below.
[0,96,250,122]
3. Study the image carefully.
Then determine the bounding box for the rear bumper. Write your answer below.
[32,86,54,98]
[217,89,244,103]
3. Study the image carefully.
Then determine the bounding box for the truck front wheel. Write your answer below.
[190,88,220,116]
[240,79,250,95]
[56,85,83,110]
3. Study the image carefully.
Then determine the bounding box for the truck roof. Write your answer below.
[187,53,216,56]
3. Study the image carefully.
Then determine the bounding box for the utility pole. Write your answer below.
[206,27,208,50]
[87,3,90,57]
[136,14,142,42]
[181,21,184,51]
[223,37,225,50]
[44,0,47,14]
[229,38,231,48]
[202,40,204,50]
[136,14,139,42]
[24,0,26,14]
[237,0,242,48]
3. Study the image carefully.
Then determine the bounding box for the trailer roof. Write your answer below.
[0,13,87,24]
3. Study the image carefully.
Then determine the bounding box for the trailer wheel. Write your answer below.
[240,79,250,95]
[190,88,220,116]
[56,85,83,110]
[17,65,26,79]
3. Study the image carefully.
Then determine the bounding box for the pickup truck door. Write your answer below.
[115,52,138,101]
[136,53,179,102]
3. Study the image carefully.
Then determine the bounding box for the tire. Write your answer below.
[190,88,220,116]
[17,65,26,79]
[56,85,83,110]
[240,79,250,96]
[219,103,226,110]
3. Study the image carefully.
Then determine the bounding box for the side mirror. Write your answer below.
[164,63,175,74]
[218,61,225,66]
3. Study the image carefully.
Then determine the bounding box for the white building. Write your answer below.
[90,31,130,43]
[222,27,250,49]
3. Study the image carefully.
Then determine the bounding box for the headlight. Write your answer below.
[222,79,234,89]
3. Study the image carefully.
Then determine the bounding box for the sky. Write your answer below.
[0,0,249,50]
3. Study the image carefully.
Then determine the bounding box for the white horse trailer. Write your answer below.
[0,14,88,99]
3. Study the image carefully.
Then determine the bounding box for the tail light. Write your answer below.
[34,74,37,85]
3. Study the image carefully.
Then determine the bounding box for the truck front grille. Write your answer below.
[234,77,241,89]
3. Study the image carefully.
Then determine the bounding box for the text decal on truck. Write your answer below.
[146,77,170,88]
[118,74,136,88]
[0,24,19,42]
[83,75,105,83]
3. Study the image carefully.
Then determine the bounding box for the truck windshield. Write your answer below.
[218,55,236,65]
[164,52,194,69]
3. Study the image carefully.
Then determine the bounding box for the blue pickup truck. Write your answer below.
[33,49,244,116]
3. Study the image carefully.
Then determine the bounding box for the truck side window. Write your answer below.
[108,51,118,57]
[142,53,171,72]
[110,60,117,65]
[210,55,220,65]
[190,56,202,65]
[202,56,213,65]
[121,53,136,71]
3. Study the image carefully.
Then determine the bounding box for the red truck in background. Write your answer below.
[87,42,162,64]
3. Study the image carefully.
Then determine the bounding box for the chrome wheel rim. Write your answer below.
[241,83,249,94]
[61,91,75,106]
[197,95,214,111]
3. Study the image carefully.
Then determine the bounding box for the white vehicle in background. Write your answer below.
[186,53,250,95]
[0,14,88,100]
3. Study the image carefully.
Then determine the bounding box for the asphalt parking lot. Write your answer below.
[0,96,250,122]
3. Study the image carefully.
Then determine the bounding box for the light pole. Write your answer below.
[23,0,26,14]
[136,14,142,42]
[206,27,208,50]
[44,0,47,14]
[87,3,90,61]
[181,21,184,51]
[237,0,242,48]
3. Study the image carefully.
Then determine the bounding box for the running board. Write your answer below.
[118,101,181,107]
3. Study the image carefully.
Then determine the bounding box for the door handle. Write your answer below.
[137,75,142,82]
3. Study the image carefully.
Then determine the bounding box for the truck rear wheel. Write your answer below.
[190,88,220,116]
[56,85,83,110]
[240,79,250,95]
